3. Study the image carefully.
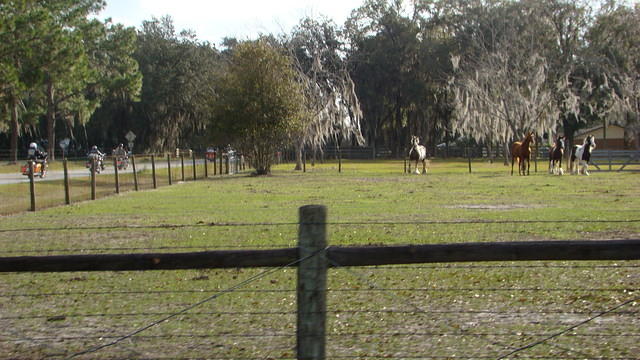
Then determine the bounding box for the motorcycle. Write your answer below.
[116,156,129,170]
[86,153,105,174]
[21,160,47,178]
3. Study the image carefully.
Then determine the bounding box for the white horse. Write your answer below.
[570,135,596,175]
[408,135,428,174]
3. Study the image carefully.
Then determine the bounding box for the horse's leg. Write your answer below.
[421,159,426,174]
[570,158,575,175]
[511,156,515,175]
[583,161,590,176]
[527,156,530,176]
[414,160,420,174]
[558,157,563,175]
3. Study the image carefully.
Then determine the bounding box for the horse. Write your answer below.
[511,132,535,176]
[548,136,566,175]
[570,135,596,175]
[408,135,428,174]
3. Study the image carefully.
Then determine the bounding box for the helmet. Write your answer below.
[29,142,37,149]
[92,145,98,151]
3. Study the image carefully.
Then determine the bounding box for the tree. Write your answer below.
[586,2,640,148]
[212,40,306,175]
[38,0,107,160]
[0,0,49,162]
[286,17,364,170]
[346,0,427,156]
[133,17,219,152]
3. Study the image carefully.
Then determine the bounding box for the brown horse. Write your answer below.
[511,132,535,176]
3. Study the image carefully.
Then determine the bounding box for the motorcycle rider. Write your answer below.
[113,143,128,169]
[27,142,47,177]
[88,145,106,170]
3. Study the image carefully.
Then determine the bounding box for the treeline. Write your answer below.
[1,0,639,163]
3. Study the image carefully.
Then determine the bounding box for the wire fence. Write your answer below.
[0,211,639,359]
[0,151,247,215]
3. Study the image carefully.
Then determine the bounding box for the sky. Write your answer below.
[98,0,365,45]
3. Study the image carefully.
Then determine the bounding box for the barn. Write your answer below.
[571,124,635,150]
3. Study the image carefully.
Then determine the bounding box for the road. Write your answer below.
[0,159,207,185]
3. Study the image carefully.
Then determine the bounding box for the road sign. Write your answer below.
[125,131,136,142]
[59,138,70,150]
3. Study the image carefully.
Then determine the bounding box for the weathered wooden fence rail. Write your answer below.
[591,150,640,171]
[2,239,640,273]
[1,205,639,360]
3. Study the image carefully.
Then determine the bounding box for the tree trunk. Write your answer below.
[294,141,303,171]
[46,80,56,161]
[503,142,510,166]
[9,96,19,164]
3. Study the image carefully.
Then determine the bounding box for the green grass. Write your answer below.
[0,160,639,359]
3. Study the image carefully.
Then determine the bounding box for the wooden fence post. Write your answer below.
[533,141,540,173]
[167,154,172,185]
[192,153,197,180]
[29,161,36,212]
[204,155,208,178]
[467,142,472,173]
[338,145,342,173]
[151,155,157,189]
[63,159,70,205]
[297,205,327,360]
[181,154,185,181]
[219,152,223,176]
[225,155,229,175]
[303,150,306,173]
[132,156,139,191]
[90,159,96,200]
[113,157,120,194]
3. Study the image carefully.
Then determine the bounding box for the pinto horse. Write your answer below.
[408,135,428,174]
[548,136,566,175]
[511,132,535,176]
[570,135,596,175]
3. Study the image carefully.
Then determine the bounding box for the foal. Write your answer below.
[511,132,535,176]
[548,136,566,175]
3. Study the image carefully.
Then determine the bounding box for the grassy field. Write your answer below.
[0,157,211,215]
[0,160,639,359]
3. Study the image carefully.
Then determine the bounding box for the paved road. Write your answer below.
[0,159,206,185]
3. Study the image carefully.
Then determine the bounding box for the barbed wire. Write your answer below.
[327,357,637,360]
[4,331,638,344]
[1,286,636,298]
[0,243,297,254]
[2,308,637,321]
[0,218,638,233]
[324,256,636,359]
[496,296,640,359]
[64,246,326,359]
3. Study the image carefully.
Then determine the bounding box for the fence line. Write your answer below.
[1,218,638,233]
[1,205,640,359]
[3,151,248,214]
